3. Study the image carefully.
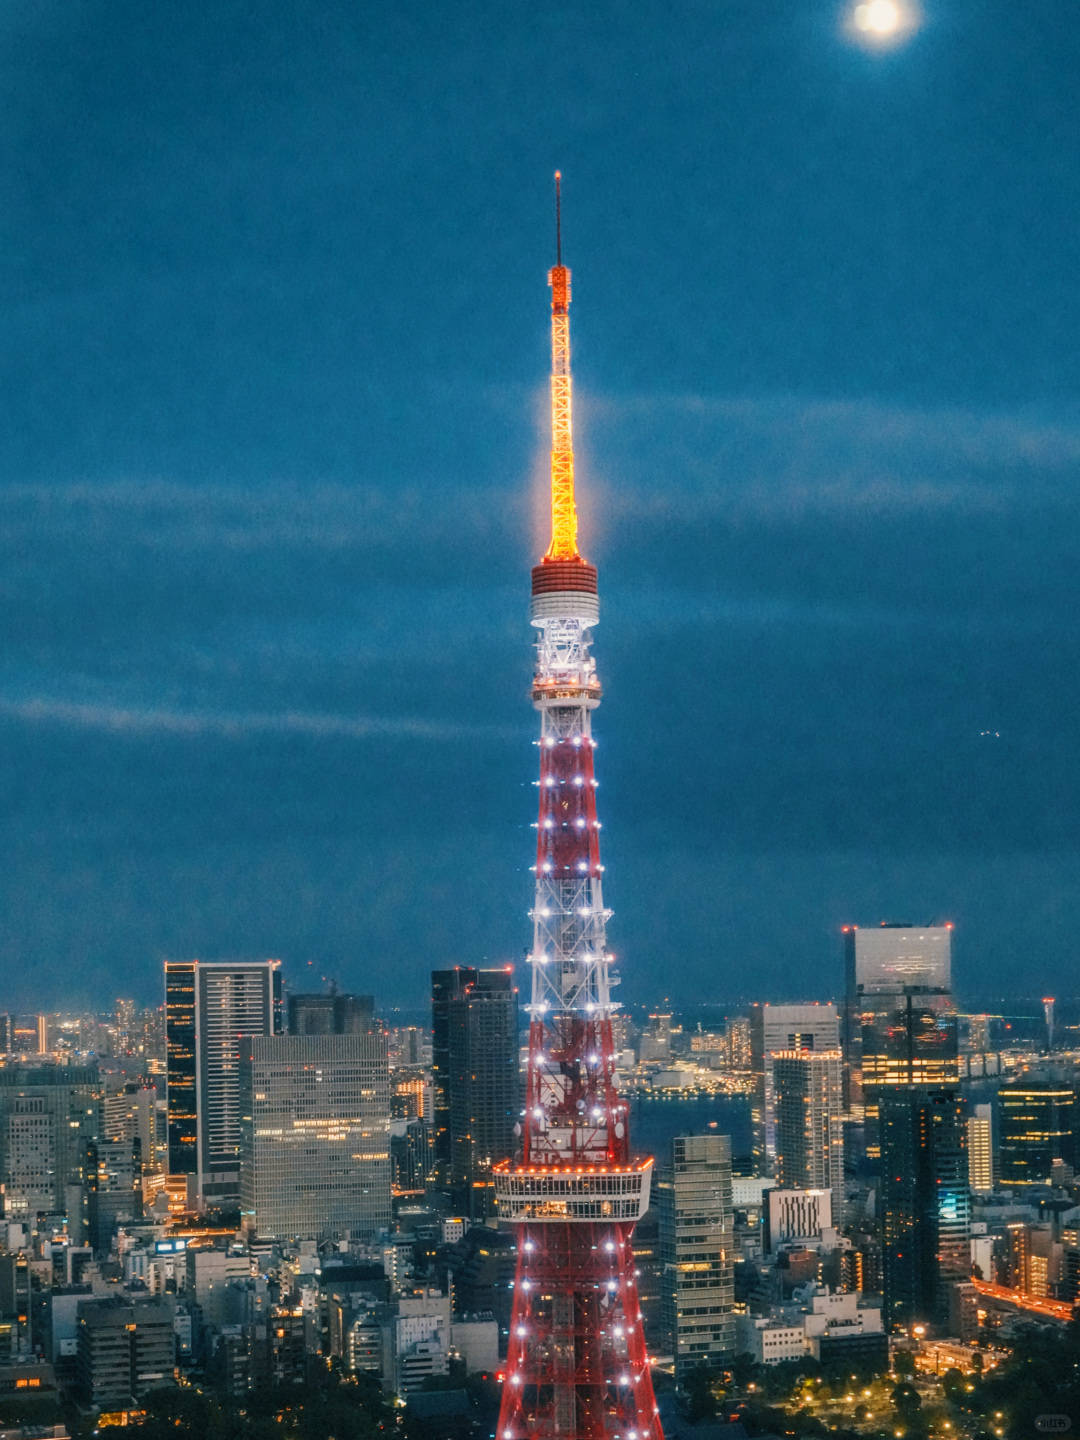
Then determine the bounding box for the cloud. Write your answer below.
[0,391,1076,560]
[0,693,517,743]
[583,392,1080,522]
[0,478,523,555]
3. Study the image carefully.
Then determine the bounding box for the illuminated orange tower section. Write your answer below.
[495,176,660,1440]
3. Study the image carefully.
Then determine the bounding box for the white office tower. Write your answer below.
[239,1033,391,1241]
[657,1133,735,1380]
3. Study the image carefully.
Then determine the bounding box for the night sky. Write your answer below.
[2,0,1080,1010]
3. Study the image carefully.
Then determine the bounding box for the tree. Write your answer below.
[892,1383,922,1418]
[941,1368,966,1403]
[893,1349,917,1377]
[732,1352,760,1391]
[682,1363,719,1424]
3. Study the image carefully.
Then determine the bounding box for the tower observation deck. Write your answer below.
[494,175,660,1440]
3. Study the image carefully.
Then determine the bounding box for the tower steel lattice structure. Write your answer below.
[495,175,660,1440]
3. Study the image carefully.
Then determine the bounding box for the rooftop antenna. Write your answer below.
[555,170,562,265]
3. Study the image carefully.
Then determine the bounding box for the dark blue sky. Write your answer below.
[2,0,1080,1010]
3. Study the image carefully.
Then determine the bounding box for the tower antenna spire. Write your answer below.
[543,172,581,562]
[555,169,562,265]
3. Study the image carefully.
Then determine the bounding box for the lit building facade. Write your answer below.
[772,1051,844,1214]
[842,925,957,1157]
[165,959,283,1206]
[238,1032,391,1241]
[657,1134,735,1378]
[999,1081,1076,1186]
[967,1103,993,1193]
[750,1003,840,1175]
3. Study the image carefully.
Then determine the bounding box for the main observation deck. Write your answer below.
[494,1158,652,1224]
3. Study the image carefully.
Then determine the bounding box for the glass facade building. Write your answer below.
[286,991,374,1035]
[431,967,518,1216]
[999,1082,1077,1186]
[239,1032,391,1241]
[165,959,282,1205]
[879,1086,969,1333]
[842,926,957,1157]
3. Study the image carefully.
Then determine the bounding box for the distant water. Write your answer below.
[627,1091,752,1166]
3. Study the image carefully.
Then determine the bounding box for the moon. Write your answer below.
[849,0,919,46]
[854,0,902,32]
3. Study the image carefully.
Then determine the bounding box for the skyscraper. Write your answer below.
[657,1134,735,1379]
[104,1082,160,1172]
[967,1103,993,1194]
[879,1086,970,1333]
[286,989,374,1035]
[842,925,957,1157]
[238,1033,391,1241]
[84,1137,142,1253]
[773,1051,844,1214]
[0,1066,101,1219]
[430,967,518,1213]
[165,959,282,1207]
[749,1003,840,1175]
[999,1081,1076,1186]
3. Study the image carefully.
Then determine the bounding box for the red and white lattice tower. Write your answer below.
[494,175,659,1440]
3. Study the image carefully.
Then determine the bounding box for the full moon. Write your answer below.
[854,0,902,34]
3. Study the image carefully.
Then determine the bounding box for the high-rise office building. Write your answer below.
[0,1066,101,1219]
[772,1051,844,1214]
[726,1016,751,1071]
[430,967,518,1214]
[286,990,374,1035]
[657,1134,735,1379]
[165,959,282,1206]
[879,1086,970,1333]
[967,1103,993,1194]
[104,1082,160,1172]
[239,1033,391,1241]
[749,1003,840,1175]
[842,925,957,1156]
[999,1081,1076,1186]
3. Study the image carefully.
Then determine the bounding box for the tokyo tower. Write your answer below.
[494,175,660,1440]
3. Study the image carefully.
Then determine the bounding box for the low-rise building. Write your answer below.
[736,1288,883,1368]
[735,1315,806,1365]
[386,1290,451,1396]
[186,1250,251,1330]
[801,1289,885,1366]
[75,1300,175,1408]
[450,1314,499,1374]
